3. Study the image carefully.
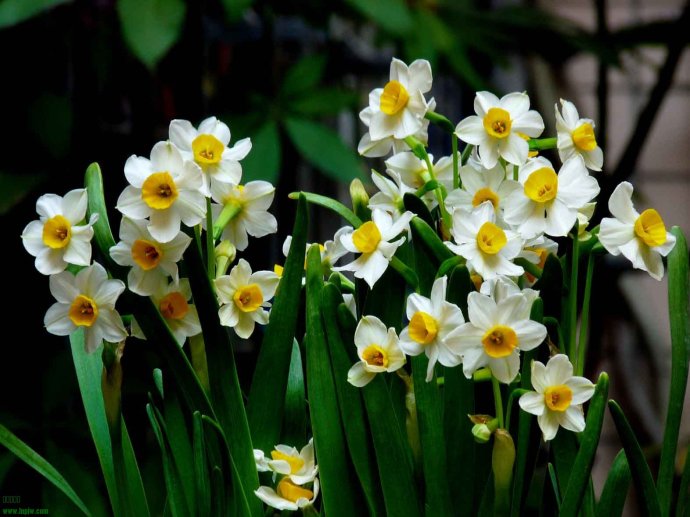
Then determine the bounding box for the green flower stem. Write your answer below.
[424,111,455,133]
[514,258,542,280]
[576,252,596,377]
[205,198,215,280]
[452,133,459,189]
[568,226,580,361]
[504,388,528,430]
[528,137,557,151]
[473,368,493,382]
[460,144,474,166]
[389,256,419,290]
[189,334,210,394]
[491,375,505,429]
[212,201,242,241]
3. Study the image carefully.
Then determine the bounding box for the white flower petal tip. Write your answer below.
[348,315,405,387]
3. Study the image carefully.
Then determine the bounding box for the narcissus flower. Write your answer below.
[215,259,280,339]
[555,99,603,171]
[399,276,465,382]
[455,91,544,169]
[210,181,278,251]
[519,354,595,441]
[44,263,127,353]
[599,181,676,280]
[116,141,206,243]
[368,170,415,218]
[385,150,454,192]
[169,116,251,195]
[446,202,524,280]
[110,217,191,296]
[152,278,201,346]
[255,478,320,512]
[21,189,98,275]
[282,227,350,271]
[348,315,406,387]
[263,439,318,485]
[448,291,547,384]
[504,155,600,238]
[333,209,414,288]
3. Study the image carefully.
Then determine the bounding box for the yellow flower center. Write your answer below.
[524,167,558,203]
[472,187,500,209]
[481,325,518,358]
[68,295,99,327]
[131,239,163,271]
[380,80,410,116]
[544,384,573,412]
[274,264,284,277]
[276,477,314,503]
[42,215,72,249]
[572,123,597,151]
[483,107,512,139]
[408,311,438,345]
[192,134,224,165]
[233,284,263,312]
[362,344,388,368]
[159,292,189,320]
[141,172,179,210]
[476,222,507,255]
[271,450,305,474]
[352,222,381,254]
[634,209,667,247]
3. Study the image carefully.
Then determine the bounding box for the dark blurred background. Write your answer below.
[0,0,688,514]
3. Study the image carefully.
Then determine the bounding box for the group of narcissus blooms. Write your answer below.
[21,57,676,512]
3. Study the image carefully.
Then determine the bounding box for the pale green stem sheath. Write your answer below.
[452,133,459,189]
[568,224,580,362]
[473,368,492,382]
[212,201,242,241]
[205,198,215,280]
[424,111,455,133]
[505,388,529,428]
[528,137,557,151]
[492,375,505,429]
[460,143,474,166]
[189,334,210,394]
[513,165,518,181]
[396,369,422,469]
[576,252,595,377]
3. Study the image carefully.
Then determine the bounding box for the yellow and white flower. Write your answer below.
[255,477,319,512]
[479,276,540,312]
[348,315,406,387]
[368,170,415,218]
[448,291,547,384]
[109,217,191,296]
[599,181,676,280]
[116,141,206,243]
[215,258,280,339]
[210,181,277,251]
[21,189,98,275]
[399,276,465,382]
[152,278,201,346]
[455,91,544,169]
[503,155,600,238]
[519,354,595,441]
[44,263,127,353]
[169,116,251,195]
[446,202,524,280]
[383,151,454,210]
[282,227,350,271]
[555,99,603,171]
[444,159,520,222]
[360,58,433,145]
[263,438,318,485]
[518,235,559,285]
[333,209,414,288]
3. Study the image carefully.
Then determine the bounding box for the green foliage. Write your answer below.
[241,122,281,183]
[0,0,70,29]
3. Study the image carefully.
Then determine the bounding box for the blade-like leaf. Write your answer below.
[0,171,45,214]
[410,216,454,264]
[345,0,413,35]
[288,191,362,228]
[281,55,327,97]
[290,88,357,116]
[241,121,281,183]
[596,450,631,517]
[282,339,307,446]
[284,117,363,183]
[192,412,211,517]
[0,0,69,28]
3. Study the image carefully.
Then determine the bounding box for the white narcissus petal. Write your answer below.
[150,141,183,173]
[36,193,63,219]
[234,313,256,339]
[348,361,376,387]
[519,392,545,416]
[512,320,547,351]
[94,278,126,307]
[530,360,548,393]
[21,220,45,256]
[407,59,432,93]
[599,218,633,254]
[655,233,676,256]
[460,346,488,379]
[354,316,387,351]
[474,91,500,117]
[124,155,152,188]
[49,271,80,303]
[148,208,183,244]
[398,329,425,356]
[499,92,530,117]
[544,199,576,237]
[218,303,239,328]
[128,267,168,297]
[36,248,68,275]
[63,229,93,266]
[44,303,75,335]
[478,140,500,170]
[467,292,496,330]
[584,146,604,171]
[168,119,197,151]
[225,137,252,161]
[254,486,298,511]
[545,354,574,385]
[608,181,638,224]
[499,134,528,166]
[84,328,104,354]
[538,411,560,441]
[640,245,664,281]
[251,271,280,300]
[353,251,389,288]
[62,189,88,224]
[212,160,242,185]
[567,377,596,404]
[405,292,434,319]
[488,352,520,384]
[559,406,586,433]
[117,186,152,219]
[98,310,128,342]
[455,116,486,146]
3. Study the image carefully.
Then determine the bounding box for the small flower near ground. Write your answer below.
[519,354,595,441]
[255,477,320,512]
[455,91,544,169]
[504,155,600,238]
[599,181,676,280]
[348,315,406,387]
[446,202,524,280]
[21,189,98,275]
[399,276,465,382]
[44,263,128,353]
[110,217,191,296]
[333,209,414,288]
[210,181,278,251]
[215,258,280,339]
[449,291,547,384]
[116,141,206,243]
[169,116,251,196]
[555,99,603,171]
[265,438,318,485]
[152,279,201,346]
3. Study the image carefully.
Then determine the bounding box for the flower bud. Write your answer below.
[469,415,498,443]
[215,240,236,277]
[349,179,371,221]
[492,428,516,514]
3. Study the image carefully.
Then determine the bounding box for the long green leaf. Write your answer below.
[345,0,413,35]
[0,0,69,28]
[410,216,454,264]
[192,412,211,517]
[248,194,308,451]
[596,450,631,517]
[658,227,689,515]
[118,419,150,517]
[282,339,307,446]
[241,121,281,183]
[305,245,363,515]
[322,284,384,516]
[281,55,326,97]
[560,373,610,516]
[608,400,661,517]
[0,423,90,515]
[288,191,362,227]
